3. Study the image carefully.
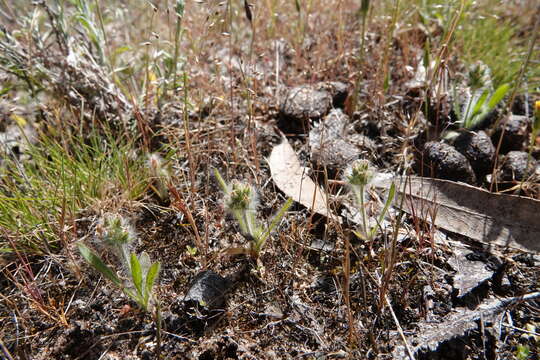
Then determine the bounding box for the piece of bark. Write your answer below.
[372,174,540,253]
[392,292,540,359]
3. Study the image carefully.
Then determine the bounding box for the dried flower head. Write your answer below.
[345,159,374,187]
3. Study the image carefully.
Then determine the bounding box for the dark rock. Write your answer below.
[183,270,230,310]
[309,109,360,176]
[491,114,530,153]
[499,151,536,181]
[422,141,476,183]
[310,108,349,141]
[279,84,333,134]
[311,139,359,174]
[453,130,495,177]
[511,94,534,116]
[317,81,349,107]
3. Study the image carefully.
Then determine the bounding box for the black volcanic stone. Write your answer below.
[454,130,495,177]
[422,141,476,183]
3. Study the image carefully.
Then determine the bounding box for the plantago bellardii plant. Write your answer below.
[78,216,160,312]
[453,62,510,130]
[214,169,292,257]
[345,160,395,242]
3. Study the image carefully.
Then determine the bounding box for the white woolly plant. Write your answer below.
[78,215,160,312]
[214,169,293,257]
[345,160,395,242]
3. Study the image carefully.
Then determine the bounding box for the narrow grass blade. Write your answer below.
[471,90,489,117]
[260,197,293,244]
[369,181,396,239]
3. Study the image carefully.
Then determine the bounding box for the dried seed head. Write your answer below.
[345,159,374,187]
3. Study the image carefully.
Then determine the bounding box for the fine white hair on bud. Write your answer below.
[148,153,162,170]
[345,159,374,187]
[225,180,258,212]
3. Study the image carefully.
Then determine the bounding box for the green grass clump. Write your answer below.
[454,7,539,91]
[0,128,152,254]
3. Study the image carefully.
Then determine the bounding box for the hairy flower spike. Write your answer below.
[103,216,134,246]
[226,181,257,211]
[346,159,374,187]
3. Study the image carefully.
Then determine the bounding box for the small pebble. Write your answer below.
[453,130,495,177]
[499,151,536,181]
[491,114,530,153]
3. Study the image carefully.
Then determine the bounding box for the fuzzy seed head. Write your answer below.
[148,153,162,171]
[102,215,135,247]
[345,159,374,187]
[226,181,257,211]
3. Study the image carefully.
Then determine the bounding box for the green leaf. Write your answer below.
[353,230,367,241]
[369,181,395,239]
[144,262,161,305]
[259,198,293,248]
[383,72,390,92]
[130,253,143,296]
[294,0,301,13]
[486,83,510,110]
[138,251,151,273]
[78,243,122,287]
[360,0,370,16]
[175,0,185,18]
[471,90,489,117]
[0,85,13,96]
[423,38,430,70]
[213,168,229,194]
[464,90,489,128]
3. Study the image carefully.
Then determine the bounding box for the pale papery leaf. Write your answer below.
[268,136,334,218]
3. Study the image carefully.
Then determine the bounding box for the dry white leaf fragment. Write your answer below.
[267,136,333,218]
